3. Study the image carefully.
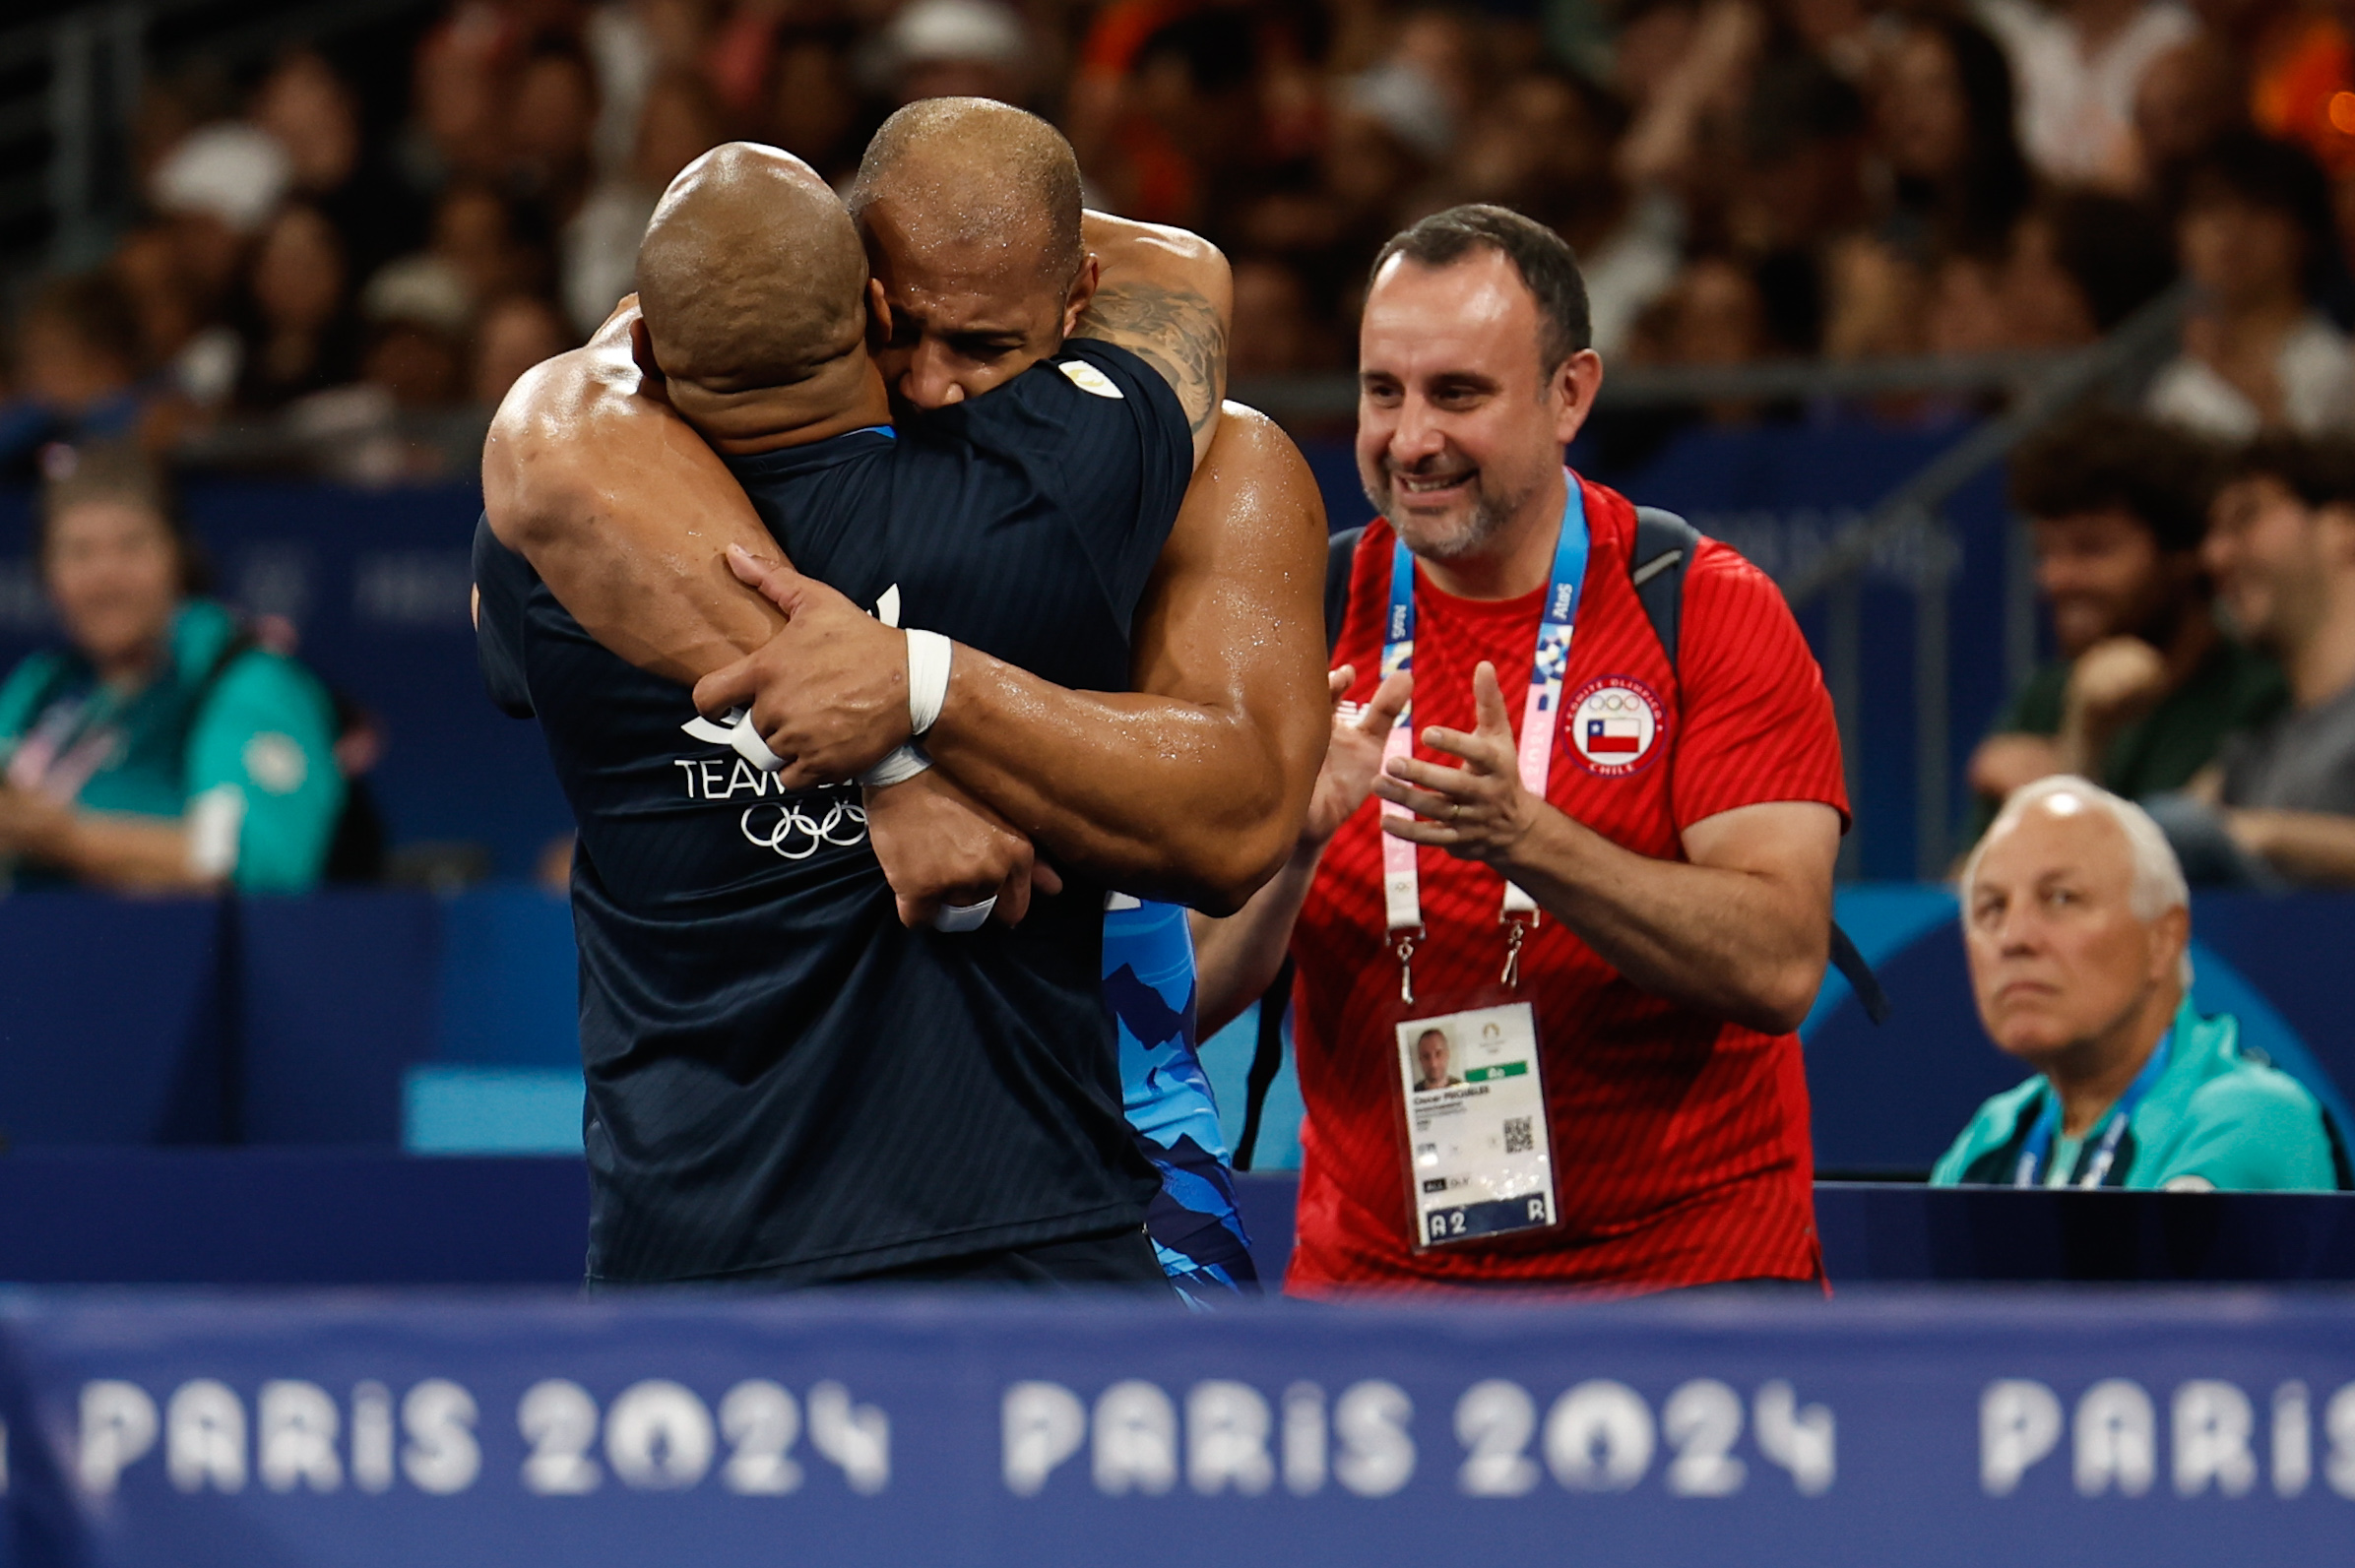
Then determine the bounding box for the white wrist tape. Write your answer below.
[906,628,952,736]
[857,743,932,789]
[932,895,996,932]
[728,711,785,773]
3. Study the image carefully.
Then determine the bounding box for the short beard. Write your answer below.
[1363,466,1541,562]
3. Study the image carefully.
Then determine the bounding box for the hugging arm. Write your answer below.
[481,309,1044,925]
[706,406,1331,910]
[484,204,1238,674]
[919,406,1327,909]
[480,306,784,685]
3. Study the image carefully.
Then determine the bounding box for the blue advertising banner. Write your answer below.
[5,1290,2355,1567]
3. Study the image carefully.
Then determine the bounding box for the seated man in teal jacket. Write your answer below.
[1935,774,2340,1191]
[0,444,344,893]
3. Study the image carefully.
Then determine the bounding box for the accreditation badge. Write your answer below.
[1395,998,1558,1250]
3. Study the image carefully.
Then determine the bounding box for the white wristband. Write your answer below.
[906,628,952,737]
[857,743,932,789]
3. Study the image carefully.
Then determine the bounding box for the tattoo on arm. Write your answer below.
[1074,282,1228,439]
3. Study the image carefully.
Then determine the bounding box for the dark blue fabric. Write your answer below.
[474,342,1189,1285]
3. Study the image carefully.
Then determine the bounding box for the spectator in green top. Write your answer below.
[1934,775,2338,1191]
[0,443,344,892]
[1964,410,2286,842]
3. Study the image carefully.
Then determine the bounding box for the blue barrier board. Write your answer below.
[4,1288,2354,1566]
[7,1156,2355,1290]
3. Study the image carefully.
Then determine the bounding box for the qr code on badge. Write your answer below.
[1503,1116,1534,1154]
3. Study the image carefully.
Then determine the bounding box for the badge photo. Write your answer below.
[1394,1003,1558,1249]
[1566,675,1666,778]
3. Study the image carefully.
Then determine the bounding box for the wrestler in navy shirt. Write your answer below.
[476,340,1189,1285]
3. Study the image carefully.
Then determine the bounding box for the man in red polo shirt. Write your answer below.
[1195,206,1847,1292]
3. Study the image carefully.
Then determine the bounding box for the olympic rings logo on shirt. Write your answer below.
[739,796,869,859]
[1566,675,1667,779]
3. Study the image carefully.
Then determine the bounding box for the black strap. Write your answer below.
[177,630,260,772]
[1323,525,1364,651]
[1827,922,1890,1025]
[1632,505,1886,1028]
[1234,954,1295,1171]
[1236,528,1367,1166]
[2324,1107,2355,1193]
[1629,506,1696,666]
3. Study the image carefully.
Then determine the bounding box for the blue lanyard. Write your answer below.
[1376,472,1590,937]
[2012,1032,2172,1189]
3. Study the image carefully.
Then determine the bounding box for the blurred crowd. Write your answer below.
[12,0,2355,478]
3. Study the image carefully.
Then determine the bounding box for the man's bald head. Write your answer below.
[848,98,1084,287]
[636,143,869,392]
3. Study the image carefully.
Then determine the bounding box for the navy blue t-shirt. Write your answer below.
[476,341,1190,1284]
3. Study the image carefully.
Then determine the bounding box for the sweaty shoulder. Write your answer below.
[1670,533,1850,830]
[480,342,635,551]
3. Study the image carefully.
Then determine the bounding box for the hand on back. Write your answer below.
[701,545,1061,927]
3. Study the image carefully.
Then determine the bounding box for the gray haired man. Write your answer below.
[1935,776,2338,1190]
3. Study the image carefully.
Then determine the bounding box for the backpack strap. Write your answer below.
[2324,1106,2355,1192]
[1825,921,1890,1025]
[1629,506,1697,666]
[1323,526,1365,655]
[1628,504,1888,1026]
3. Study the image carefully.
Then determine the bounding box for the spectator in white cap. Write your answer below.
[879,0,1034,106]
[148,122,292,321]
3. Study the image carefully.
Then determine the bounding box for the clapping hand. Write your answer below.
[1302,663,1413,849]
[1372,661,1539,866]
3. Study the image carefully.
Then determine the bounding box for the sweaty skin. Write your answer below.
[484,193,1323,914]
[714,402,1330,907]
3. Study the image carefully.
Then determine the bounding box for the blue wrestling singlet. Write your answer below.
[1104,896,1258,1303]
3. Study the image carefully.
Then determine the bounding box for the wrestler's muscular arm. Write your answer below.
[481,306,782,684]
[482,313,1053,926]
[706,228,1329,910]
[917,408,1327,910]
[713,404,1327,911]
